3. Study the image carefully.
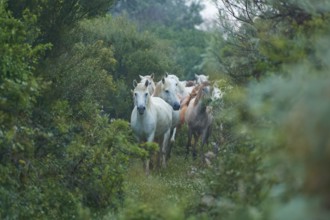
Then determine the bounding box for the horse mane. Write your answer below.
[194,82,211,106]
[153,81,162,96]
[180,85,198,107]
[185,80,195,87]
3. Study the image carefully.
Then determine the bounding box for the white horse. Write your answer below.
[131,79,173,175]
[153,75,181,159]
[154,74,181,111]
[166,73,191,101]
[195,74,209,85]
[139,73,155,95]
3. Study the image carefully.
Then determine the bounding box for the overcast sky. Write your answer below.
[200,0,218,20]
[197,0,218,29]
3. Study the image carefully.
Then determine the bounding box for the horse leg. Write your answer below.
[170,127,176,142]
[166,127,176,160]
[185,128,192,159]
[192,133,198,160]
[145,133,155,175]
[161,129,171,168]
[201,127,211,163]
[144,159,150,176]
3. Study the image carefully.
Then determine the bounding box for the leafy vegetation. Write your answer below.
[196,0,330,219]
[1,0,330,219]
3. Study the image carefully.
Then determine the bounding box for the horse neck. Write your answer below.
[194,86,210,112]
[177,82,187,96]
[145,96,153,110]
[194,97,207,113]
[193,84,203,106]
[153,82,161,97]
[180,85,198,107]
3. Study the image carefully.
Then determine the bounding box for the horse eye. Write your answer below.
[165,90,169,93]
[175,83,178,86]
[145,93,148,96]
[134,93,137,96]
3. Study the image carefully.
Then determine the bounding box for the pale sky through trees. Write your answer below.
[200,0,217,20]
[198,0,218,29]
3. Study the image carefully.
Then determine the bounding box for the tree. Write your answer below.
[112,0,204,30]
[0,0,49,165]
[59,15,181,118]
[203,0,330,83]
[7,0,115,51]
[112,0,208,79]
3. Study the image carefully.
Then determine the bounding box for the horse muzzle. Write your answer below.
[137,106,146,115]
[173,102,180,111]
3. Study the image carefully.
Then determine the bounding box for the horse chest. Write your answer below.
[188,111,211,131]
[133,117,156,136]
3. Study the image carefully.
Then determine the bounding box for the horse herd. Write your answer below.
[130,73,223,175]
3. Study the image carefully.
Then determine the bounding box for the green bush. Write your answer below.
[190,4,330,218]
[0,2,143,218]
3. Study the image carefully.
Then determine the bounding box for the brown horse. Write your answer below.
[179,84,200,124]
[184,82,213,161]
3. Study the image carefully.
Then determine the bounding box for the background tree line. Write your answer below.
[1,0,330,219]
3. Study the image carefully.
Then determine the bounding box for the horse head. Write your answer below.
[133,79,150,115]
[158,76,181,110]
[195,74,209,85]
[195,82,213,107]
[139,73,155,95]
[166,73,188,99]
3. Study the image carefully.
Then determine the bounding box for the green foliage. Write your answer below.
[203,0,330,84]
[153,26,208,79]
[193,1,330,219]
[112,0,207,78]
[76,15,179,81]
[66,15,181,118]
[201,33,231,80]
[112,157,205,220]
[1,116,141,219]
[43,40,116,107]
[3,0,330,219]
[7,0,115,48]
[0,1,144,219]
[186,82,270,220]
[112,0,204,30]
[0,0,49,164]
[241,69,330,220]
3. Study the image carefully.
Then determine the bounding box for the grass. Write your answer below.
[102,125,217,220]
[114,154,207,220]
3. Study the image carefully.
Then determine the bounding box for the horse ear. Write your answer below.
[139,75,143,79]
[131,89,134,94]
[195,73,199,78]
[162,77,165,84]
[150,73,154,79]
[165,72,169,78]
[133,80,138,88]
[206,75,209,79]
[144,79,149,87]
